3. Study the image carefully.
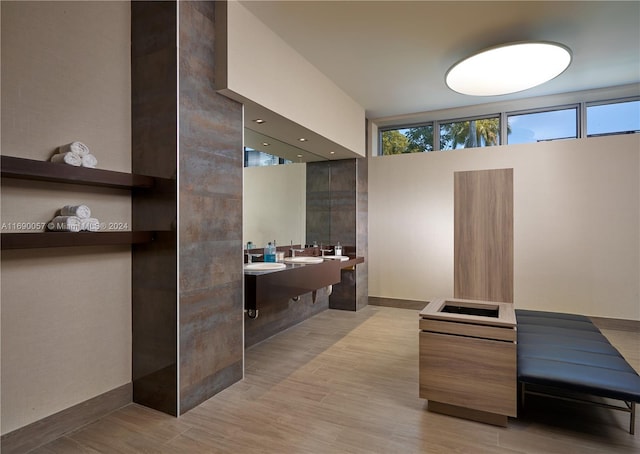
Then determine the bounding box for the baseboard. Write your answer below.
[1,382,132,454]
[368,296,428,311]
[590,316,640,332]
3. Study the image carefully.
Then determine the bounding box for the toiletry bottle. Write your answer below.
[265,242,276,262]
[334,242,342,257]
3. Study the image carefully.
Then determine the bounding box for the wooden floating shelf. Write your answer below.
[1,155,155,189]
[1,231,154,250]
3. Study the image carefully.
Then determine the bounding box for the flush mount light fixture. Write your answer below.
[445,41,571,96]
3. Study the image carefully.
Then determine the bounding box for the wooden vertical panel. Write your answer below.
[131,1,179,416]
[454,169,513,303]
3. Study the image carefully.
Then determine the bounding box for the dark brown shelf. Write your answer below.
[1,231,154,250]
[1,155,155,189]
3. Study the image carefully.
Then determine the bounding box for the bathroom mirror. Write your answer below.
[243,129,328,250]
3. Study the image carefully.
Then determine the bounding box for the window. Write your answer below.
[244,148,291,167]
[439,116,500,150]
[380,125,434,155]
[376,92,637,157]
[587,99,640,137]
[507,107,578,144]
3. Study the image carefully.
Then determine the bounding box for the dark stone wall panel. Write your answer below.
[179,284,243,391]
[180,193,242,243]
[178,0,243,414]
[131,1,179,416]
[179,240,240,294]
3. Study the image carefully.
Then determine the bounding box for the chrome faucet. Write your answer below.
[246,253,262,264]
[290,241,305,258]
[320,243,332,257]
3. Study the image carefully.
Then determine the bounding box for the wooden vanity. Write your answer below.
[419,298,517,426]
[244,256,364,318]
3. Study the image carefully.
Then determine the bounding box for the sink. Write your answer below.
[284,256,324,264]
[323,255,349,262]
[244,262,287,271]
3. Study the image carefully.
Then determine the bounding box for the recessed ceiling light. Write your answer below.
[253,119,265,124]
[297,154,303,158]
[298,138,307,142]
[445,41,571,96]
[330,151,335,155]
[262,142,270,146]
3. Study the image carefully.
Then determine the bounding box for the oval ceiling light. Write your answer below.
[445,41,571,96]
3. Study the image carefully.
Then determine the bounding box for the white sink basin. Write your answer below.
[323,255,349,262]
[284,256,324,264]
[244,262,286,271]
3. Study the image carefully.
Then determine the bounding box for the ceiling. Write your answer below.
[240,0,640,158]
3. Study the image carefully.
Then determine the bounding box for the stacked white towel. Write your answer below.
[80,218,100,232]
[51,142,98,168]
[51,152,82,166]
[48,205,101,232]
[48,216,82,232]
[61,204,91,219]
[58,141,90,157]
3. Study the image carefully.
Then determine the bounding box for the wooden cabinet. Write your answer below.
[419,298,517,426]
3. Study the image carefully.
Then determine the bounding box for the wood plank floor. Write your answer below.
[33,306,639,453]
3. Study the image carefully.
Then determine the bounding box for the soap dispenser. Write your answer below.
[264,242,276,262]
[334,242,342,257]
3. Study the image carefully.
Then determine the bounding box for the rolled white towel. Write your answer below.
[60,204,91,219]
[80,217,100,232]
[50,152,82,166]
[81,153,98,169]
[47,216,82,232]
[58,141,90,157]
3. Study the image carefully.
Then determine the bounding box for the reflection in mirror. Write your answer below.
[243,161,306,249]
[243,127,331,250]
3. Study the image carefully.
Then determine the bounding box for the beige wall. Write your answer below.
[223,1,366,157]
[369,134,640,321]
[244,163,306,248]
[1,1,132,433]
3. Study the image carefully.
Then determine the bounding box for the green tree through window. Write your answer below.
[381,126,434,155]
[440,118,501,150]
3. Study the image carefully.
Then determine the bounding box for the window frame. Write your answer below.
[375,92,639,157]
[378,121,435,155]
[505,103,580,145]
[436,113,502,151]
[585,96,640,138]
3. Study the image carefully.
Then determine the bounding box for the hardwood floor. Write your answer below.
[33,306,639,453]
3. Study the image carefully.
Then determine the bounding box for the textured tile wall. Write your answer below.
[306,159,368,311]
[178,0,243,414]
[132,1,243,416]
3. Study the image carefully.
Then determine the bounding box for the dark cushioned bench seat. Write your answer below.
[516,309,640,433]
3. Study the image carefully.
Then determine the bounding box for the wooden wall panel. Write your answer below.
[131,1,179,416]
[454,169,513,303]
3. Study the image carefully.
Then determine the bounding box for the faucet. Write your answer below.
[246,253,262,264]
[319,243,332,257]
[290,240,305,258]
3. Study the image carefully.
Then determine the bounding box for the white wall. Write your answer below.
[369,134,640,320]
[244,163,307,249]
[223,0,365,157]
[1,1,132,433]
